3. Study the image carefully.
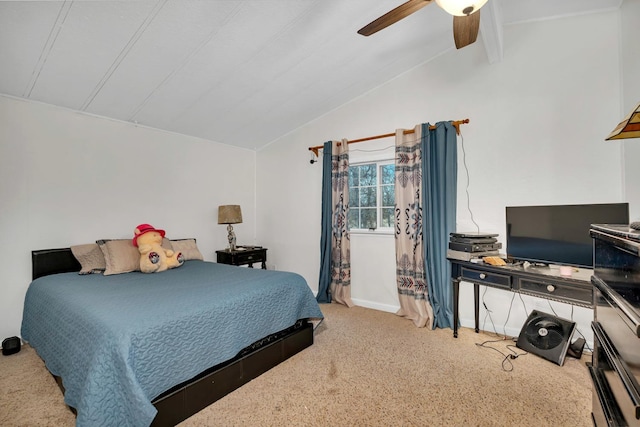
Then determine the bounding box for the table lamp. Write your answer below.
[606,102,640,140]
[218,205,242,251]
[605,101,640,230]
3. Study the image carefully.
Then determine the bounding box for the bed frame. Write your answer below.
[32,248,315,427]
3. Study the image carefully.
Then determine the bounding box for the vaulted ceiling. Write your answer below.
[0,0,622,150]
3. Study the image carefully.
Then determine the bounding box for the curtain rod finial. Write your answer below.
[453,118,470,135]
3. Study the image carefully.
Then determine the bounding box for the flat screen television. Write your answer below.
[506,203,629,268]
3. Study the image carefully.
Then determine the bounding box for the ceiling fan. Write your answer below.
[357,0,488,49]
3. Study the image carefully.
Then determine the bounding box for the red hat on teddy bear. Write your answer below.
[133,223,166,247]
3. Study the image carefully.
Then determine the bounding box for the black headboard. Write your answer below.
[32,248,81,280]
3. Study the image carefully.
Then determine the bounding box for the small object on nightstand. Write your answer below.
[216,247,267,269]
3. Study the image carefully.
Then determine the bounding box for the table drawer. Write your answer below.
[593,321,640,425]
[460,267,510,289]
[518,277,592,307]
[594,279,640,381]
[589,362,626,426]
[234,250,264,264]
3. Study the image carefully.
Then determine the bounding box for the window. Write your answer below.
[348,161,395,230]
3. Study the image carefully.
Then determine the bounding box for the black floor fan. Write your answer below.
[515,310,577,366]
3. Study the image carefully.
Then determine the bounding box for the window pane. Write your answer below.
[350,188,359,208]
[360,187,376,207]
[381,207,395,228]
[360,164,376,186]
[381,164,395,185]
[348,161,395,230]
[348,208,359,229]
[382,184,394,206]
[349,167,359,187]
[361,208,377,229]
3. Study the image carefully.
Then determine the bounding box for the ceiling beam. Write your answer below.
[480,0,503,64]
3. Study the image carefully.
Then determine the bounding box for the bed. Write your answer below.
[21,248,323,427]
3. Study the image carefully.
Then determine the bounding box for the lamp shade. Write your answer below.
[606,102,640,141]
[435,0,488,16]
[218,205,242,224]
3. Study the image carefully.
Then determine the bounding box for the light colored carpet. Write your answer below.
[0,303,592,426]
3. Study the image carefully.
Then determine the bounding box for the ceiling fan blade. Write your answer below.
[358,0,433,36]
[453,10,480,49]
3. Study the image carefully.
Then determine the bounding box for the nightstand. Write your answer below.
[216,246,267,269]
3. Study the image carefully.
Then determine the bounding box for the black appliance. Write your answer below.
[516,310,576,366]
[589,225,640,426]
[2,336,21,356]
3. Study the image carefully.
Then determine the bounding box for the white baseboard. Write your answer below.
[458,317,521,338]
[311,292,401,314]
[351,298,399,313]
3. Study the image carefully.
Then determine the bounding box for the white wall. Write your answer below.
[257,10,628,344]
[621,0,640,220]
[0,95,257,340]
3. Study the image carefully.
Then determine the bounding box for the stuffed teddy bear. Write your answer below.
[133,224,184,273]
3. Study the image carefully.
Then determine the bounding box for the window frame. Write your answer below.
[348,159,395,234]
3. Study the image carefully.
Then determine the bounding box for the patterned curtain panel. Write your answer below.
[330,139,353,307]
[395,126,433,328]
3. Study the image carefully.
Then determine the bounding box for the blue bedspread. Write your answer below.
[21,261,323,427]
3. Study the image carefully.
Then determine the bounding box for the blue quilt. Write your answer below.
[21,261,323,427]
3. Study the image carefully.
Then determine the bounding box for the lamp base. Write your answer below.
[227,224,237,251]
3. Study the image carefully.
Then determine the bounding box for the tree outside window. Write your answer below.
[348,161,395,230]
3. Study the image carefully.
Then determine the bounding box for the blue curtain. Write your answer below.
[422,122,457,329]
[316,141,332,303]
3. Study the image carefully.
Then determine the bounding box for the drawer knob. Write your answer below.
[248,256,253,260]
[546,285,555,292]
[479,273,486,279]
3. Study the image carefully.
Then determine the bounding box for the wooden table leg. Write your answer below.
[453,278,460,338]
[474,283,480,333]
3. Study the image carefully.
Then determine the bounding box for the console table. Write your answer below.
[450,259,593,338]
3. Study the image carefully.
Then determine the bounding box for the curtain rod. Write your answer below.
[308,119,469,157]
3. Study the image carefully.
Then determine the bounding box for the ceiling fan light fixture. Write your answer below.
[435,0,488,16]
